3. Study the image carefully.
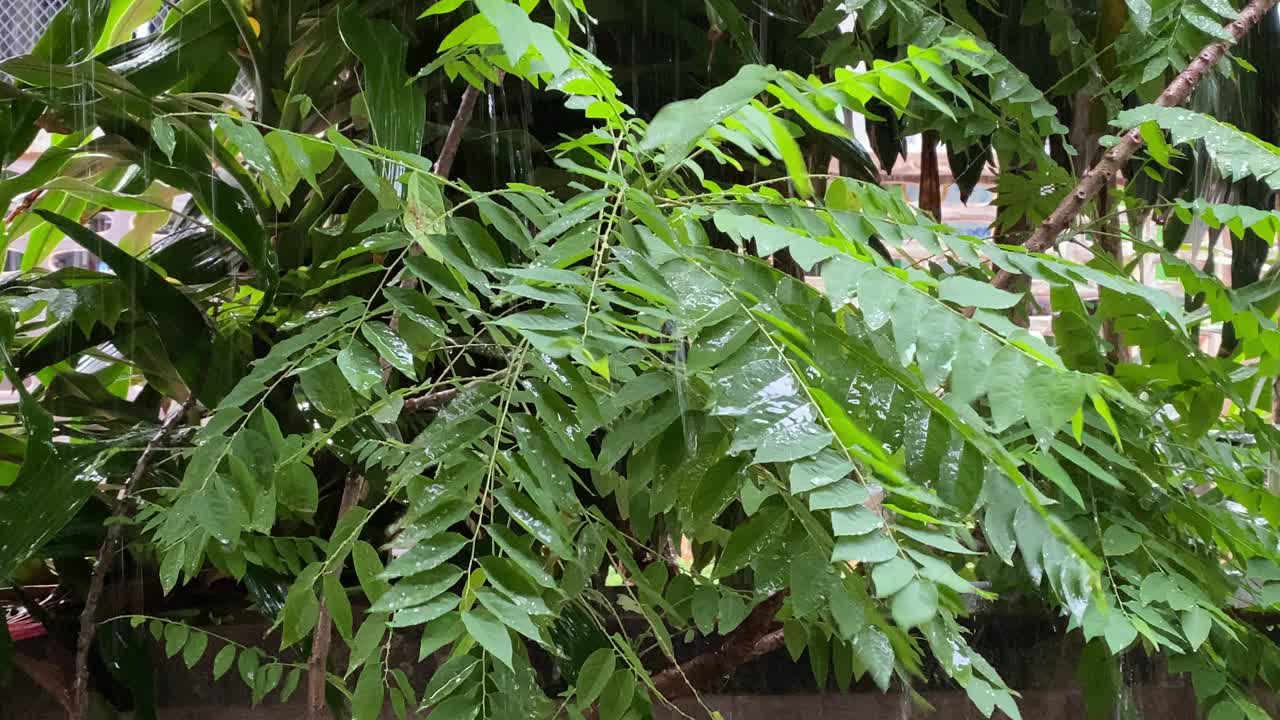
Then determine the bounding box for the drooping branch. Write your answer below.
[991,0,1280,291]
[71,396,198,720]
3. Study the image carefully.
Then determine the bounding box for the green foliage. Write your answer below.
[4,1,1280,719]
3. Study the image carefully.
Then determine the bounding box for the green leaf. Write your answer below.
[338,7,426,155]
[1026,452,1084,510]
[1102,526,1141,556]
[163,622,190,657]
[890,579,938,630]
[462,610,514,668]
[181,629,208,668]
[338,342,383,397]
[1104,613,1137,653]
[33,210,216,401]
[831,506,884,536]
[323,574,354,641]
[575,648,616,707]
[1181,606,1211,650]
[938,276,1021,309]
[641,64,778,169]
[852,627,894,691]
[347,614,388,675]
[152,116,176,159]
[404,171,447,242]
[769,115,813,198]
[422,656,480,704]
[370,564,463,612]
[352,660,386,720]
[381,533,467,579]
[984,346,1031,432]
[714,504,787,578]
[301,361,356,418]
[195,482,248,546]
[790,450,855,494]
[1024,367,1085,446]
[1114,105,1280,189]
[419,614,464,660]
[831,532,897,564]
[872,557,916,598]
[361,322,417,380]
[212,644,237,680]
[474,0,572,75]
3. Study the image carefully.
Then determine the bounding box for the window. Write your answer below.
[89,214,112,233]
[51,250,95,270]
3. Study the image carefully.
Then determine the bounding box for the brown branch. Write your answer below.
[6,188,46,223]
[649,593,786,703]
[991,0,1280,291]
[303,81,499,718]
[433,82,488,180]
[388,79,496,336]
[401,387,459,412]
[306,472,365,720]
[71,396,198,720]
[919,130,942,222]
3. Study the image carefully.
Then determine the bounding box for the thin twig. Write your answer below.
[71,395,199,720]
[991,0,1280,291]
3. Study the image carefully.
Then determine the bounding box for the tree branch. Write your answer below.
[71,396,198,720]
[306,472,365,720]
[649,593,786,703]
[991,0,1280,291]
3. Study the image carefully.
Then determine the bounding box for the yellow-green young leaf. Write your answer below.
[352,661,385,720]
[212,644,237,680]
[421,0,468,16]
[1090,392,1123,448]
[575,648,617,708]
[769,115,813,197]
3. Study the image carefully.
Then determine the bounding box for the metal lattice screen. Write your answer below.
[0,0,66,59]
[0,0,250,97]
